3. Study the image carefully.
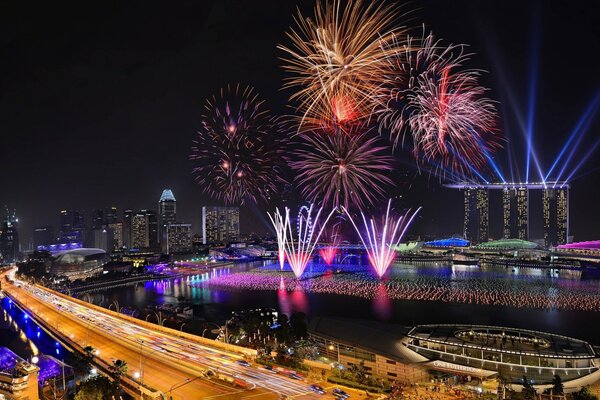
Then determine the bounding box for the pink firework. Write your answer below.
[343,200,420,278]
[290,127,394,211]
[268,205,335,278]
[190,84,288,204]
[379,33,502,175]
[318,222,341,265]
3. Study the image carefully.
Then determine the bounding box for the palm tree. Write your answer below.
[110,359,128,395]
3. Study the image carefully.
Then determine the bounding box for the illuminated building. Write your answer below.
[59,209,85,243]
[165,223,192,254]
[131,210,158,250]
[123,209,133,248]
[202,206,240,244]
[33,225,55,248]
[502,187,529,240]
[402,324,600,390]
[158,189,177,253]
[108,222,123,250]
[50,248,110,280]
[463,188,488,244]
[86,228,114,252]
[0,209,19,263]
[0,347,40,400]
[543,187,569,247]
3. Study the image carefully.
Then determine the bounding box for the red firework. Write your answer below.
[189,84,288,204]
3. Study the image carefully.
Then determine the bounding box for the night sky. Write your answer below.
[2,0,599,248]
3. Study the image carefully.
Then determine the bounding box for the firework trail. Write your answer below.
[268,204,335,278]
[279,0,409,132]
[343,199,420,278]
[379,32,502,176]
[290,127,394,210]
[267,208,290,270]
[190,84,288,204]
[318,221,341,265]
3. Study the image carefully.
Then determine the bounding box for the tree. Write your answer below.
[290,312,308,339]
[74,375,118,400]
[573,386,599,400]
[551,374,564,395]
[349,361,368,385]
[110,359,128,379]
[110,359,128,395]
[522,375,536,400]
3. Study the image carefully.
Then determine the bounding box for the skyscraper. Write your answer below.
[463,188,488,244]
[158,189,176,252]
[33,226,55,248]
[59,209,85,243]
[0,208,19,263]
[123,209,133,248]
[202,206,240,244]
[104,206,118,225]
[166,223,192,254]
[502,187,529,240]
[108,222,123,250]
[131,210,158,250]
[91,209,105,230]
[543,187,569,248]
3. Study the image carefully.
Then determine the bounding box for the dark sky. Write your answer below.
[1,0,599,248]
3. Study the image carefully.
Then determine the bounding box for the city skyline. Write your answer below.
[1,1,599,246]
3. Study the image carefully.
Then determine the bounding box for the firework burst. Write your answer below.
[379,33,502,175]
[268,205,335,278]
[290,127,394,210]
[279,0,409,132]
[343,199,420,278]
[190,84,287,204]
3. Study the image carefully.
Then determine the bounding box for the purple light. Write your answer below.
[557,240,600,250]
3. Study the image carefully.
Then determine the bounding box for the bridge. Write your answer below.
[0,268,318,399]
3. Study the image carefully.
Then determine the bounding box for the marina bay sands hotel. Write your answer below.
[445,182,569,248]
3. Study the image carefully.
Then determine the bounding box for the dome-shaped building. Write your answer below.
[51,248,110,280]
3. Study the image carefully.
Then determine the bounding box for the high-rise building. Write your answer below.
[202,206,240,244]
[59,209,85,243]
[543,187,569,248]
[123,209,133,248]
[33,226,55,249]
[463,188,488,244]
[91,209,105,230]
[166,223,192,254]
[104,206,118,225]
[158,189,176,253]
[108,222,123,250]
[131,210,158,250]
[502,187,529,240]
[86,228,115,252]
[0,208,20,263]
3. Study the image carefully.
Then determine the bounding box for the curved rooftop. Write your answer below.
[558,240,600,251]
[159,189,176,202]
[425,238,470,247]
[472,239,540,250]
[55,248,106,257]
[407,324,596,359]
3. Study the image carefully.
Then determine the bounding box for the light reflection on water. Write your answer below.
[85,260,600,344]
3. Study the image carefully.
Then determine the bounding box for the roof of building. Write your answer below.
[308,317,414,363]
[159,189,176,202]
[425,238,470,247]
[55,248,106,257]
[557,240,600,251]
[407,324,596,359]
[472,239,541,250]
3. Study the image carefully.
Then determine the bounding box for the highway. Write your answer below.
[1,268,338,399]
